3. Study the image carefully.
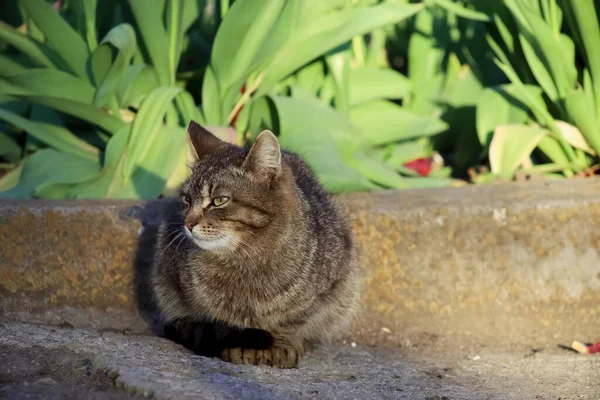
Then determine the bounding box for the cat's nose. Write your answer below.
[185,221,197,231]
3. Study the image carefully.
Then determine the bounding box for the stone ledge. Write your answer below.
[2,178,600,346]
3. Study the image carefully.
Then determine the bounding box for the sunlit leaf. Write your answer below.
[489,123,547,177]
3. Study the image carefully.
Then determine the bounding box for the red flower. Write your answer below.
[403,157,432,177]
[230,83,247,127]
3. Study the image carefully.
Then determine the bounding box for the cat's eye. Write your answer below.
[181,194,191,206]
[211,196,229,207]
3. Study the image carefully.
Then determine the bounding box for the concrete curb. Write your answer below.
[2,179,600,346]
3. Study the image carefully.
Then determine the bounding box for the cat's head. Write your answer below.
[179,120,287,253]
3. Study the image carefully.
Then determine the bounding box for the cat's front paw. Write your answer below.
[220,346,299,368]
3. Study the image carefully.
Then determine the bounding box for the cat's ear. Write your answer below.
[243,130,282,184]
[187,120,224,160]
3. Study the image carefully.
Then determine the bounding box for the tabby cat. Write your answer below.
[150,121,360,368]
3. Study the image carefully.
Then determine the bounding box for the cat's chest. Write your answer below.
[193,269,282,328]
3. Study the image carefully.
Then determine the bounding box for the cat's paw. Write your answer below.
[219,346,299,368]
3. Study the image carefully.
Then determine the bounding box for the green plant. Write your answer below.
[203,0,453,192]
[2,0,451,198]
[0,0,208,199]
[466,0,600,181]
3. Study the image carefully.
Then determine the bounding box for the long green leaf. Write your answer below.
[2,69,96,103]
[128,0,171,85]
[348,67,411,106]
[0,148,100,199]
[20,0,90,78]
[429,0,491,21]
[476,84,542,148]
[0,21,57,69]
[211,0,294,99]
[71,125,130,198]
[82,0,98,50]
[268,95,376,193]
[0,54,28,77]
[0,107,100,162]
[94,24,137,106]
[489,123,547,178]
[166,0,185,82]
[116,65,159,108]
[123,86,182,177]
[201,65,223,124]
[562,0,600,117]
[257,2,424,96]
[563,89,600,156]
[350,100,448,145]
[348,151,410,189]
[16,95,126,134]
[126,126,187,199]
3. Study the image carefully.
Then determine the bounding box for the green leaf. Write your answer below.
[269,95,376,193]
[0,131,22,160]
[555,120,595,155]
[128,0,171,85]
[0,107,100,162]
[211,0,295,101]
[82,0,99,50]
[429,0,491,21]
[71,125,130,198]
[88,43,113,86]
[294,59,325,97]
[476,84,542,148]
[94,24,137,106]
[20,0,90,78]
[563,89,600,156]
[385,140,431,167]
[123,86,182,177]
[562,0,600,116]
[127,126,187,199]
[175,90,206,126]
[16,95,126,134]
[348,67,411,106]
[0,148,99,199]
[257,2,424,96]
[0,54,28,77]
[116,65,159,108]
[489,123,547,178]
[2,69,96,103]
[166,0,185,82]
[348,151,410,189]
[201,65,223,124]
[507,1,577,102]
[406,5,446,115]
[349,100,448,145]
[325,50,350,115]
[0,21,57,69]
[0,164,23,192]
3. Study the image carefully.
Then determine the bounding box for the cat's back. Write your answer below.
[282,150,355,257]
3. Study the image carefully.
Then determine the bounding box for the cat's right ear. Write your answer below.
[187,120,224,160]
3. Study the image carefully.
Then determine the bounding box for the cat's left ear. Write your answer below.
[187,120,224,161]
[243,130,282,185]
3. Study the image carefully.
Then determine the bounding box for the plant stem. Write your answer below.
[220,0,229,20]
[226,72,264,125]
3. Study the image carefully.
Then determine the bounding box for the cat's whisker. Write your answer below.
[158,231,183,258]
[175,234,187,252]
[164,228,184,239]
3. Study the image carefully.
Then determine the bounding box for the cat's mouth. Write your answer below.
[184,226,236,251]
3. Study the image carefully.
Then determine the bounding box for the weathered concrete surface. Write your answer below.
[1,320,598,400]
[1,179,600,346]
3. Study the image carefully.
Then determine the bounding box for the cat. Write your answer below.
[150,120,360,368]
